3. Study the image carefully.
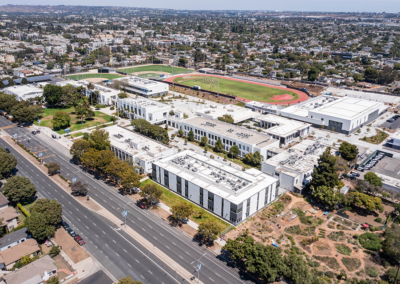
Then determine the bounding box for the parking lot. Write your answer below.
[355,155,400,182]
[380,114,400,129]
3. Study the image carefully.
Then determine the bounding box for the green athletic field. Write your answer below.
[118,65,194,75]
[66,74,124,80]
[173,75,299,102]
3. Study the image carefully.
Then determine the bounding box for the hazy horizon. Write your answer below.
[2,0,400,13]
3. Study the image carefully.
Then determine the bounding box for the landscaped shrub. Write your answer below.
[359,232,383,251]
[325,271,335,278]
[17,203,30,217]
[366,267,379,278]
[375,217,382,223]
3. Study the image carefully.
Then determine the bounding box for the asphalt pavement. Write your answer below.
[0,117,253,284]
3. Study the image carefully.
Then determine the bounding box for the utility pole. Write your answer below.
[191,253,206,284]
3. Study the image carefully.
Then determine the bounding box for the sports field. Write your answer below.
[67,74,124,81]
[118,65,194,75]
[167,74,308,104]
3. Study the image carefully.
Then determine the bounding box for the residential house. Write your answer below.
[0,193,18,232]
[4,255,57,284]
[0,238,40,269]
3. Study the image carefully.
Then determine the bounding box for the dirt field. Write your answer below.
[53,228,89,264]
[224,192,391,280]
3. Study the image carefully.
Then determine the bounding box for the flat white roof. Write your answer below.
[183,116,277,147]
[107,125,171,161]
[119,97,170,110]
[196,104,255,123]
[255,114,310,137]
[115,75,168,90]
[280,95,384,120]
[263,140,326,174]
[5,85,43,97]
[154,150,277,204]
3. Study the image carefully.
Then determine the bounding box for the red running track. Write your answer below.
[165,74,309,105]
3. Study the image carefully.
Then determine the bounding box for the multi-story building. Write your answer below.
[114,76,169,98]
[108,125,175,174]
[195,104,255,124]
[152,150,279,225]
[261,140,326,192]
[278,95,388,134]
[3,85,43,101]
[168,116,279,160]
[118,97,171,125]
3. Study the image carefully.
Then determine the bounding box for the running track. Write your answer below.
[165,74,309,105]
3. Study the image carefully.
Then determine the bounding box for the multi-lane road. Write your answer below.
[0,117,253,284]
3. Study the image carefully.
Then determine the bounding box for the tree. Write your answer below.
[139,183,163,205]
[214,138,223,152]
[47,61,54,70]
[21,77,29,85]
[26,212,55,241]
[178,129,184,137]
[352,73,363,82]
[7,79,15,87]
[284,253,312,284]
[43,84,63,105]
[200,136,208,146]
[2,176,37,204]
[30,199,62,226]
[52,111,71,130]
[76,97,94,124]
[71,181,88,196]
[115,276,142,284]
[120,168,141,194]
[307,67,319,81]
[312,185,341,208]
[123,38,131,45]
[171,202,193,223]
[169,110,175,116]
[188,130,194,141]
[131,119,169,145]
[46,277,60,284]
[350,191,382,212]
[110,116,118,125]
[12,104,42,123]
[339,141,359,163]
[364,172,383,187]
[364,67,379,83]
[383,223,400,262]
[378,66,398,85]
[229,145,240,158]
[94,150,114,171]
[0,80,5,89]
[178,57,187,67]
[47,162,60,176]
[310,148,338,190]
[217,114,234,124]
[252,151,263,166]
[89,129,111,151]
[70,139,90,160]
[198,220,221,243]
[106,158,128,180]
[0,150,17,178]
[223,235,288,282]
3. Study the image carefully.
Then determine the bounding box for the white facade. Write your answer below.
[78,80,119,106]
[108,125,175,174]
[253,114,311,145]
[4,85,43,101]
[152,150,279,225]
[114,76,169,97]
[278,95,388,134]
[118,97,171,125]
[245,101,283,115]
[168,116,279,160]
[261,140,326,192]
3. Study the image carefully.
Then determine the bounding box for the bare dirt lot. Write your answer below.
[53,228,89,264]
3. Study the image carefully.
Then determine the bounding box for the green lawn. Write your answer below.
[34,107,113,134]
[173,75,299,102]
[141,179,229,231]
[67,73,124,81]
[18,201,35,224]
[118,65,194,75]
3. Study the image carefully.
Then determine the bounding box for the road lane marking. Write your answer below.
[127,263,131,267]
[148,270,153,274]
[179,255,184,259]
[123,249,127,253]
[86,226,89,229]
[140,275,144,279]
[209,277,214,282]
[112,240,116,243]
[115,253,120,257]
[166,246,170,249]
[135,259,139,263]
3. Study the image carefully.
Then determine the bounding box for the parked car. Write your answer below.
[74,235,85,245]
[137,202,146,209]
[67,228,76,237]
[387,119,395,123]
[61,220,70,230]
[36,130,40,134]
[356,166,364,172]
[32,131,36,135]
[351,172,360,177]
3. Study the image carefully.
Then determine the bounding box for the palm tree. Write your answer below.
[110,116,118,125]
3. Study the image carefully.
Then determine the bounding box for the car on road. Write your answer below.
[74,235,85,245]
[4,148,10,153]
[61,220,70,230]
[32,131,36,135]
[137,202,146,209]
[67,228,76,237]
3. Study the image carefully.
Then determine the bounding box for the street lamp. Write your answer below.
[191,253,206,284]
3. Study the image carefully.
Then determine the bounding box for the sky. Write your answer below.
[5,0,400,13]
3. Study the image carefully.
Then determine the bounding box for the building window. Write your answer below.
[208,205,214,211]
[208,196,214,202]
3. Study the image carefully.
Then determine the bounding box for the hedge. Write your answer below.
[17,203,30,217]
